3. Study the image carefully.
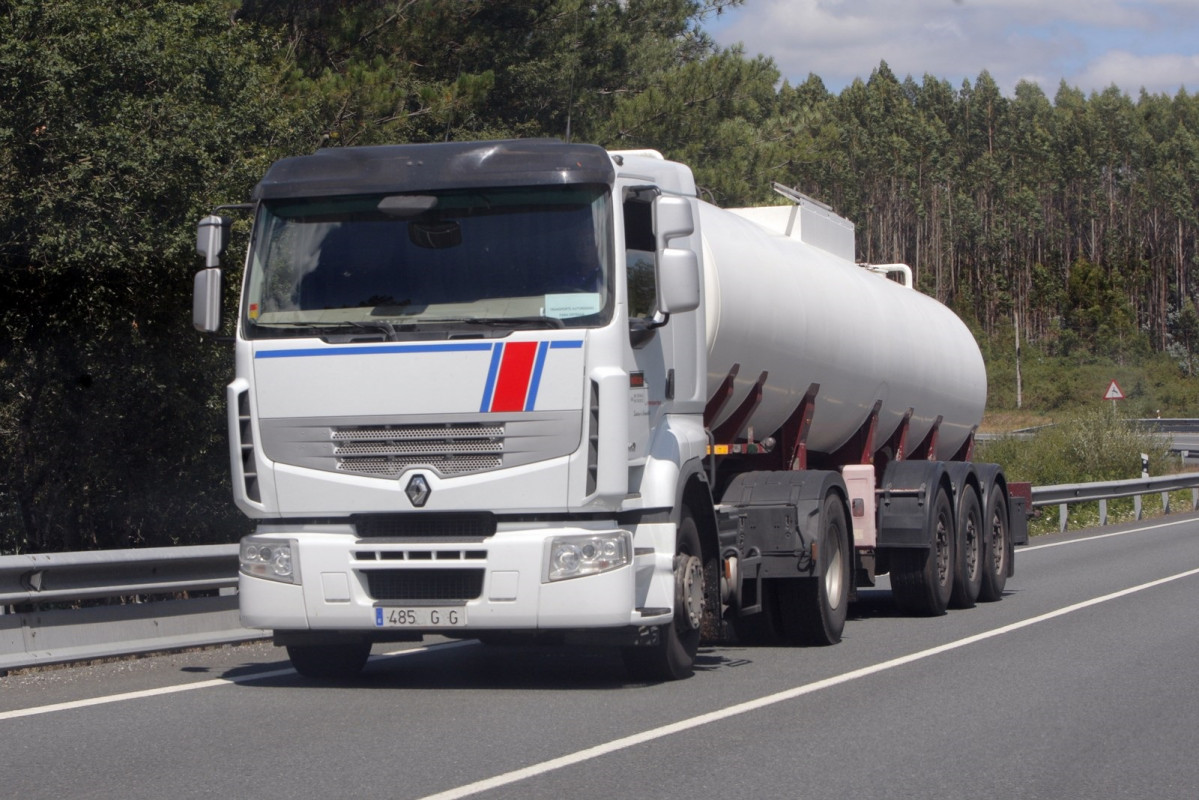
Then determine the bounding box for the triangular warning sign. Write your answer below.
[1104,380,1125,400]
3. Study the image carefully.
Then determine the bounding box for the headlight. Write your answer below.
[240,537,300,584]
[546,531,631,582]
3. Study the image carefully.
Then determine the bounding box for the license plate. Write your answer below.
[374,606,467,628]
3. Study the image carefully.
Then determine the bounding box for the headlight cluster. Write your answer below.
[547,531,631,582]
[240,538,299,584]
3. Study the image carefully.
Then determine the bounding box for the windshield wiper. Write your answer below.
[421,316,565,330]
[347,319,399,341]
[250,320,398,341]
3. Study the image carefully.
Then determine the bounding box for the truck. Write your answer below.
[193,139,1027,681]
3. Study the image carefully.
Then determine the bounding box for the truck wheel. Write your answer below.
[950,487,983,609]
[890,487,955,616]
[978,487,1010,602]
[622,511,704,681]
[286,641,371,680]
[778,493,850,645]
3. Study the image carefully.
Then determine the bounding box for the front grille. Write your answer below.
[355,513,496,539]
[334,423,504,477]
[259,411,580,481]
[364,569,484,601]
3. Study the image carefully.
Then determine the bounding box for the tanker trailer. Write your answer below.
[692,183,1025,652]
[193,140,1025,682]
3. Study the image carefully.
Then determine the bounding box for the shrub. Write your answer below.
[976,404,1171,486]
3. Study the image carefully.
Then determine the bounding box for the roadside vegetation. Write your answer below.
[5,0,1199,552]
[977,405,1172,486]
[977,399,1185,534]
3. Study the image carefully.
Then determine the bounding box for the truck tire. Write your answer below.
[622,511,704,681]
[949,486,983,609]
[890,486,955,616]
[286,640,372,680]
[778,493,850,645]
[978,487,1010,602]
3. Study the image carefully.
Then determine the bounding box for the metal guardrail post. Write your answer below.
[1032,472,1199,533]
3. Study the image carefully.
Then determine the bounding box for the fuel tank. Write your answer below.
[698,201,986,461]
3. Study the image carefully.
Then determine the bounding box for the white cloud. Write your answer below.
[1073,51,1199,95]
[711,0,1199,96]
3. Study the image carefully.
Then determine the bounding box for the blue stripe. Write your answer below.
[525,341,550,411]
[479,343,504,412]
[256,342,495,359]
[256,340,582,359]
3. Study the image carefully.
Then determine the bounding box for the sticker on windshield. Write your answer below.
[544,293,601,319]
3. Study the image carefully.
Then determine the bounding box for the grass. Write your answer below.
[976,378,1194,534]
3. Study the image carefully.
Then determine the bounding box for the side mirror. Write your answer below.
[653,196,700,316]
[193,268,222,332]
[653,195,694,249]
[196,215,230,268]
[657,248,700,315]
[194,215,231,333]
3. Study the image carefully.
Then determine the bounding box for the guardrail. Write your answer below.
[1031,472,1199,533]
[5,469,1199,673]
[0,544,264,673]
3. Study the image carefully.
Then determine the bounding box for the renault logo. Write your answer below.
[405,474,431,507]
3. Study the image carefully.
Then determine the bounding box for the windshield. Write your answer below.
[242,185,613,339]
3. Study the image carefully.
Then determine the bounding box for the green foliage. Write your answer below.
[983,333,1199,416]
[237,0,744,146]
[976,405,1178,534]
[976,405,1170,487]
[0,0,309,552]
[4,0,1199,553]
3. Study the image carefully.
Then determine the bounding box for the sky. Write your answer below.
[706,0,1199,98]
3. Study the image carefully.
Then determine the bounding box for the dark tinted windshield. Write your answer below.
[243,185,612,338]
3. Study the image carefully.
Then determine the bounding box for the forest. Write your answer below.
[4,0,1199,552]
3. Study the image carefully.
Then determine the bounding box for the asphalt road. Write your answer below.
[3,514,1199,799]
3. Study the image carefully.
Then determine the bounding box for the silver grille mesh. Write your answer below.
[259,411,579,481]
[333,423,505,477]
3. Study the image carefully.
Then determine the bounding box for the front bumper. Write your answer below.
[238,523,675,633]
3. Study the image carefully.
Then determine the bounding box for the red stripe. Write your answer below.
[490,342,538,412]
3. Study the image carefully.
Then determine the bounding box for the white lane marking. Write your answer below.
[0,640,475,722]
[417,566,1199,800]
[1021,516,1198,552]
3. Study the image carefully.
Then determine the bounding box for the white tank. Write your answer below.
[698,201,986,461]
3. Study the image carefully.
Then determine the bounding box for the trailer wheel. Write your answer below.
[622,511,704,681]
[890,486,955,616]
[778,493,850,645]
[978,487,1010,602]
[286,640,371,680]
[950,487,983,609]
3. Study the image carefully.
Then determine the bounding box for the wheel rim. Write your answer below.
[675,553,705,631]
[935,510,951,585]
[990,509,1007,574]
[825,538,844,611]
[964,514,980,580]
